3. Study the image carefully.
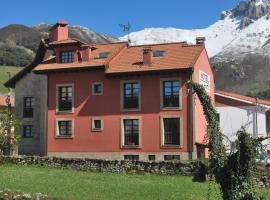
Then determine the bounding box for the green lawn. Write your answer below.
[0,164,269,200]
[0,66,21,94]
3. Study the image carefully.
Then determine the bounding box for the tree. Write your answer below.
[188,81,266,200]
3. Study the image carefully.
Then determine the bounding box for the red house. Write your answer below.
[7,21,214,161]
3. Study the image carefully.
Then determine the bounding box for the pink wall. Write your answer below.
[47,70,193,153]
[193,49,215,144]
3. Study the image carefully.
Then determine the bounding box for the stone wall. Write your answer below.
[0,156,196,176]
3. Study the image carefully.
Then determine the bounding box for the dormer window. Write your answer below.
[94,52,111,59]
[153,51,165,57]
[60,51,74,63]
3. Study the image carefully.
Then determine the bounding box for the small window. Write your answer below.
[94,52,111,59]
[123,82,140,110]
[162,80,180,108]
[92,83,103,95]
[124,155,139,161]
[60,51,74,63]
[56,119,73,137]
[148,155,156,161]
[23,125,33,138]
[164,155,180,161]
[161,117,181,146]
[23,97,34,118]
[153,51,165,57]
[91,118,103,132]
[57,85,73,112]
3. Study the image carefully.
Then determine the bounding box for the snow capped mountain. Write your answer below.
[120,0,270,58]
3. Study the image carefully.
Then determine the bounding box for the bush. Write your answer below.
[192,159,209,182]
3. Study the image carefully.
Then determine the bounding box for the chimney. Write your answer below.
[196,37,206,45]
[49,20,68,42]
[83,46,92,61]
[143,47,152,65]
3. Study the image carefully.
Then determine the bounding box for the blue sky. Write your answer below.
[1,0,239,37]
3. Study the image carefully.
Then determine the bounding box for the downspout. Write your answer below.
[190,68,197,159]
[255,97,258,138]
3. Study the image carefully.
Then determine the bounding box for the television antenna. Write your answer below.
[119,22,131,44]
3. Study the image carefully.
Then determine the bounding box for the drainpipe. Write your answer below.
[255,97,258,138]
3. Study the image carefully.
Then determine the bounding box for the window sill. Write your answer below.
[91,129,103,132]
[160,107,181,111]
[121,108,141,112]
[55,136,74,139]
[160,145,182,149]
[92,93,103,96]
[56,110,74,114]
[121,145,141,149]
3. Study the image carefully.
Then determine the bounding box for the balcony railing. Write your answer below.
[124,134,139,146]
[23,108,33,118]
[164,131,179,145]
[124,97,139,109]
[59,101,72,111]
[163,95,179,107]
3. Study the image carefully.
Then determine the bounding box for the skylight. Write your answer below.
[153,51,165,57]
[94,52,111,59]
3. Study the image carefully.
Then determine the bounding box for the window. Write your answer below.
[91,118,103,132]
[56,119,73,137]
[161,117,181,147]
[122,118,140,147]
[94,52,111,59]
[199,71,210,93]
[124,155,139,161]
[60,51,74,63]
[153,51,165,57]
[23,125,33,138]
[122,82,140,110]
[57,85,73,112]
[23,97,34,118]
[164,155,180,161]
[92,82,103,95]
[148,155,156,161]
[162,80,180,108]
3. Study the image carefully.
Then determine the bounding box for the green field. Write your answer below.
[0,66,21,94]
[0,164,269,200]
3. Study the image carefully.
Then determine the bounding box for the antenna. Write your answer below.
[119,22,131,44]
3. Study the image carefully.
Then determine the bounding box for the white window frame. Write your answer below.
[160,115,183,148]
[120,116,142,148]
[55,118,74,138]
[92,82,104,95]
[120,80,141,112]
[199,70,210,93]
[91,117,104,132]
[160,78,182,110]
[56,84,74,113]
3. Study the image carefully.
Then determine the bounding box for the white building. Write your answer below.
[215,90,270,153]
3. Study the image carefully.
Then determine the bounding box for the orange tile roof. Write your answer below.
[107,43,204,74]
[215,90,270,106]
[34,41,204,74]
[34,42,127,72]
[48,38,85,46]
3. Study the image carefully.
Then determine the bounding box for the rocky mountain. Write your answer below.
[0,23,118,67]
[119,0,270,99]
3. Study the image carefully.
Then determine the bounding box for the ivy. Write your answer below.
[188,81,265,200]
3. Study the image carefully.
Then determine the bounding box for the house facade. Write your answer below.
[5,21,214,161]
[215,91,270,153]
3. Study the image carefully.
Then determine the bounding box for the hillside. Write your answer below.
[0,66,21,94]
[0,23,118,67]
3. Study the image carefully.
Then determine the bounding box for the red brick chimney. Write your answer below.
[49,20,68,42]
[143,47,152,65]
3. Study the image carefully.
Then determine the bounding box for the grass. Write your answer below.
[0,66,21,94]
[0,164,269,200]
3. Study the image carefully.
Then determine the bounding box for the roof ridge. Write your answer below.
[130,41,188,47]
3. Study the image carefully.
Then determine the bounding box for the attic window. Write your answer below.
[153,51,165,57]
[94,52,111,59]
